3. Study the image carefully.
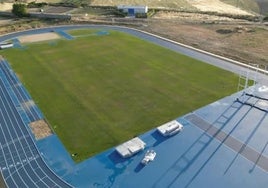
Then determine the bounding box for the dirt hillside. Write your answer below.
[143,11,268,66]
[90,0,258,15]
[187,0,253,15]
[0,3,13,11]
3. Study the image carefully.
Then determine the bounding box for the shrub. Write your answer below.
[12,3,29,17]
[112,10,127,17]
[135,13,147,18]
[27,2,48,8]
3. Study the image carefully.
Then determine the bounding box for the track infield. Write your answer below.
[1,29,238,162]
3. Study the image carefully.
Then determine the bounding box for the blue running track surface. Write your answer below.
[0,58,73,188]
[54,30,74,40]
[1,26,268,188]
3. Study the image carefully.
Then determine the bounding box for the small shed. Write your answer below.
[117,5,148,17]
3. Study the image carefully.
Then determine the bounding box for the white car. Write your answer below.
[141,150,156,165]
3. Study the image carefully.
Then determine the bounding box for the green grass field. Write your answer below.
[1,29,238,162]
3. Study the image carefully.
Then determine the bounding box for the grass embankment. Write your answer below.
[2,29,238,162]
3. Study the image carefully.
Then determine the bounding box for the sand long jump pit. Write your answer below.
[18,32,61,43]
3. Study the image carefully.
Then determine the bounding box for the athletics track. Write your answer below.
[0,25,268,187]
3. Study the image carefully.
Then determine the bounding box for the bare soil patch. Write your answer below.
[19,32,60,43]
[142,13,268,65]
[0,3,13,11]
[153,11,236,21]
[0,18,14,26]
[188,0,253,15]
[29,119,53,140]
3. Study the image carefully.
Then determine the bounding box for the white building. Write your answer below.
[117,5,148,16]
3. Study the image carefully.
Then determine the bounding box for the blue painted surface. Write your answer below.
[195,86,268,157]
[1,26,268,187]
[43,116,268,188]
[37,94,268,187]
[96,30,110,36]
[55,30,74,40]
[12,38,22,48]
[128,9,135,16]
[37,135,75,178]
[0,59,73,188]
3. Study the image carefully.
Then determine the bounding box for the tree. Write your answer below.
[12,3,28,17]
